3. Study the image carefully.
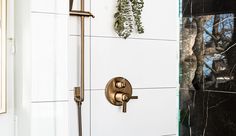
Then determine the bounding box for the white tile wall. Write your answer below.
[68,0,179,135]
[30,0,179,136]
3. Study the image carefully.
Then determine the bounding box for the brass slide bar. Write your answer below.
[69,0,94,136]
[70,0,94,104]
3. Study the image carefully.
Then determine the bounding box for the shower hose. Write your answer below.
[77,102,82,136]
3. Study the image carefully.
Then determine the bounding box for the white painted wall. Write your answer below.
[0,0,14,135]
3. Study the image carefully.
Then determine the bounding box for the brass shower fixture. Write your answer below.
[70,0,94,136]
[105,77,138,113]
[70,0,94,104]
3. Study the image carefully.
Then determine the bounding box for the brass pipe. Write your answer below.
[81,0,84,11]
[80,19,85,102]
[80,0,85,102]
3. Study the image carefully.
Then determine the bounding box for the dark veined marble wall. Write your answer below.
[180,0,236,136]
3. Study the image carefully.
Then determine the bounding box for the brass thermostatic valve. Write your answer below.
[105,77,138,113]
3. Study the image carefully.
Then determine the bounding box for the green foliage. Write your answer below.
[114,0,144,39]
[130,0,144,34]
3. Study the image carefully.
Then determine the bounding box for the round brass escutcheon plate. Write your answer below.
[105,77,132,106]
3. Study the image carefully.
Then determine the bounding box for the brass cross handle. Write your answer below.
[105,77,138,113]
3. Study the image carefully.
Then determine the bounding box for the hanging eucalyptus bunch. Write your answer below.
[114,0,144,39]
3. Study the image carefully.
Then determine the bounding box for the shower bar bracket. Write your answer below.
[70,0,94,18]
[70,10,95,18]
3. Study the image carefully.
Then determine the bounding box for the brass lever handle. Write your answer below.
[123,95,138,113]
[105,77,138,113]
[122,101,127,112]
[131,96,138,99]
[115,93,138,113]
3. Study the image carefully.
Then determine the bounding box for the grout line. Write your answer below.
[31,11,68,15]
[69,34,177,42]
[162,134,176,136]
[68,87,177,92]
[133,87,177,90]
[66,89,93,91]
[31,100,68,103]
[92,35,178,41]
